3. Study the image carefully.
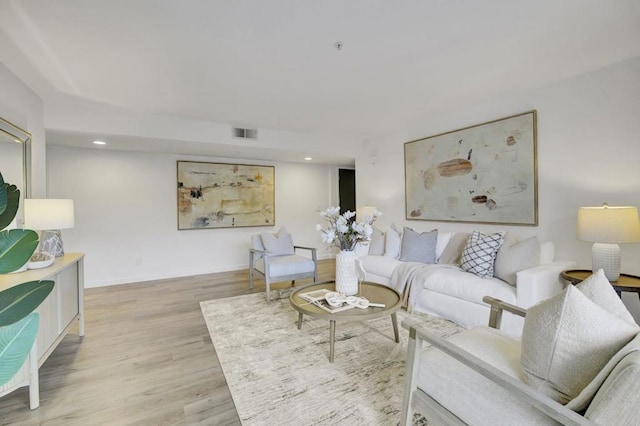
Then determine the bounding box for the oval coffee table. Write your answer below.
[290,281,402,363]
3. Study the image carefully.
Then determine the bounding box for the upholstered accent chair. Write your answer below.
[249,227,318,303]
[401,269,640,425]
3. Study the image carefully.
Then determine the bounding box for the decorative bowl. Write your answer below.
[28,252,55,269]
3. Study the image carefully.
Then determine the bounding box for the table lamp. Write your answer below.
[577,204,640,281]
[24,199,75,257]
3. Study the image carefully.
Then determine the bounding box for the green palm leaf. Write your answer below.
[0,229,38,274]
[0,172,6,216]
[0,312,39,386]
[0,183,20,230]
[0,280,54,326]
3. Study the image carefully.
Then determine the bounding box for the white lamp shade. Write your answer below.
[356,205,377,222]
[24,199,75,230]
[577,205,640,244]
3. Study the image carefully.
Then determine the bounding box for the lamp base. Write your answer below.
[40,230,65,257]
[592,242,620,282]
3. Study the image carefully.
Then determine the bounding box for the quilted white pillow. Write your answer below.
[521,285,639,404]
[576,269,636,325]
[460,231,504,278]
[261,227,295,255]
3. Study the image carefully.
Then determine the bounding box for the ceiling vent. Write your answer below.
[232,127,258,140]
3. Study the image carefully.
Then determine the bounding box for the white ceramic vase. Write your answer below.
[335,250,359,295]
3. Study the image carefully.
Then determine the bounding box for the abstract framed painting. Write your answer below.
[177,161,275,229]
[404,110,538,226]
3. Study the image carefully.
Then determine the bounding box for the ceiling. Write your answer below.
[1,0,639,164]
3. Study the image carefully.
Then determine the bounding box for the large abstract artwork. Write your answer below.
[404,111,537,226]
[177,161,275,229]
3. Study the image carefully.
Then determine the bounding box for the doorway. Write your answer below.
[338,168,356,215]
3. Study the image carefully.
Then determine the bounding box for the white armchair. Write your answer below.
[401,270,640,426]
[249,228,317,303]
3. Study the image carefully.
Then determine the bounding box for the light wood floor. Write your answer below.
[0,259,335,425]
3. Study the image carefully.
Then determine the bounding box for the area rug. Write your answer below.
[200,293,462,425]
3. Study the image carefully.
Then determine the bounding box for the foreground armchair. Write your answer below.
[401,270,640,425]
[249,227,317,303]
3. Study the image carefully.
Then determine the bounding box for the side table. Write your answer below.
[561,269,640,298]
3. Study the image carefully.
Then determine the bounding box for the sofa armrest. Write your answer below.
[515,260,575,309]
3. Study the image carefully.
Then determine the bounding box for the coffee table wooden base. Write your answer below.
[297,312,400,363]
[290,281,402,363]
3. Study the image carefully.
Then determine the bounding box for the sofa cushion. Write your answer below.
[521,285,639,404]
[576,268,636,325]
[418,327,555,425]
[368,227,385,255]
[399,227,437,263]
[437,232,470,265]
[584,350,640,425]
[255,255,315,277]
[384,224,402,258]
[261,227,295,255]
[494,235,540,285]
[419,266,517,305]
[568,333,640,412]
[460,231,504,278]
[358,255,401,279]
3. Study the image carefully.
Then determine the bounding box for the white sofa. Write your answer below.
[357,228,574,336]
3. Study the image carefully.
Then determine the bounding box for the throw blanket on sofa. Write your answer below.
[390,262,460,308]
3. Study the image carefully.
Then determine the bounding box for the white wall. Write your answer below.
[47,146,336,287]
[356,56,640,315]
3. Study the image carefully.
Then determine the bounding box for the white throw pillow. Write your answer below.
[521,285,639,404]
[368,227,385,256]
[384,224,402,258]
[460,231,504,278]
[494,235,540,285]
[437,232,470,265]
[399,227,437,263]
[435,232,452,262]
[261,227,295,255]
[576,269,637,325]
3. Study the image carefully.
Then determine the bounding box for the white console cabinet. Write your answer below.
[0,253,84,409]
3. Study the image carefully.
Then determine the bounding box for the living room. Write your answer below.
[1,1,639,424]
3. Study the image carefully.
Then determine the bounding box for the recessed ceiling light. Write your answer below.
[304,157,313,161]
[93,140,106,145]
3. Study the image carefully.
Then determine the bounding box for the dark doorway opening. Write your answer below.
[339,168,356,215]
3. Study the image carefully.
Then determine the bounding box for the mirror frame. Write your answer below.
[0,116,31,199]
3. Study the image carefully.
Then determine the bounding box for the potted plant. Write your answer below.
[0,171,54,392]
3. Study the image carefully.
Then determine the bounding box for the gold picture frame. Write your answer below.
[177,161,275,229]
[404,110,538,226]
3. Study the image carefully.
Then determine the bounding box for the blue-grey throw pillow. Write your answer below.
[399,227,438,263]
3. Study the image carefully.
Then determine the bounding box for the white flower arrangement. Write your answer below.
[315,206,382,251]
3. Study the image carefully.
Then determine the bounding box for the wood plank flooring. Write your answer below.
[0,259,335,425]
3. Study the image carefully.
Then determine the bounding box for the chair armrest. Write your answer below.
[294,246,317,261]
[407,325,595,426]
[482,296,527,329]
[515,260,575,308]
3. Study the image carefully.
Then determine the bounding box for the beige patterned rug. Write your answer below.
[200,293,461,425]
